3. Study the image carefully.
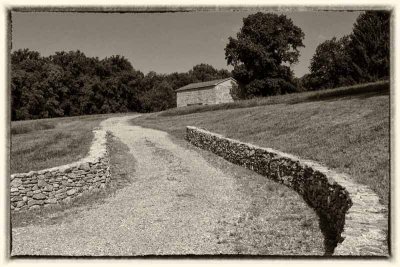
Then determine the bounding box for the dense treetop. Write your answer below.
[302,10,390,90]
[225,12,305,98]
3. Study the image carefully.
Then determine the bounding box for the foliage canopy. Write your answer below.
[303,10,390,90]
[225,12,305,97]
[11,49,230,120]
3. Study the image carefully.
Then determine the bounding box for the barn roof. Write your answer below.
[175,77,236,92]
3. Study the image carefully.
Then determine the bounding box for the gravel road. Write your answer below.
[11,115,324,256]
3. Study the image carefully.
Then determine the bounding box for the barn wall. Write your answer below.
[176,86,216,107]
[215,80,234,104]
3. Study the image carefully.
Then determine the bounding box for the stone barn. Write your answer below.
[175,77,236,107]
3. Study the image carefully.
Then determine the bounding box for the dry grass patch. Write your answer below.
[10,113,134,174]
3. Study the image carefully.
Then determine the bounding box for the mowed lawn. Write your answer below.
[10,113,131,174]
[132,91,390,206]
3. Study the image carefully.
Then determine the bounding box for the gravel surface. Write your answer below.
[11,115,324,256]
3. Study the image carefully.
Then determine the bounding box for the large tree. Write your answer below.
[307,36,356,90]
[225,12,305,98]
[348,11,390,82]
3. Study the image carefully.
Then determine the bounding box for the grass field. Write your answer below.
[10,113,132,174]
[160,80,389,117]
[131,84,390,206]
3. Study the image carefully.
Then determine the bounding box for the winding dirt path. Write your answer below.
[11,115,324,256]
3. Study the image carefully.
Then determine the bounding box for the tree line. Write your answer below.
[225,11,390,98]
[226,10,390,97]
[302,11,390,90]
[11,10,390,120]
[11,50,230,120]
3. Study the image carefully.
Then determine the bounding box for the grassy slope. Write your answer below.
[10,113,133,174]
[161,80,389,117]
[132,92,390,206]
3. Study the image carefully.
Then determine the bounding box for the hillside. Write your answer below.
[131,88,390,206]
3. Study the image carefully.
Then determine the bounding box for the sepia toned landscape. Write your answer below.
[9,7,390,257]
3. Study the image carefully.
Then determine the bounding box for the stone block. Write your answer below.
[32,193,46,200]
[64,166,72,173]
[68,173,77,179]
[55,193,67,199]
[67,189,76,196]
[29,205,41,211]
[45,198,57,204]
[28,199,44,207]
[79,162,91,171]
[11,196,22,202]
[43,185,53,192]
[10,178,22,188]
[55,188,67,194]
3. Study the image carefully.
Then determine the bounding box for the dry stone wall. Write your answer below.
[186,126,388,256]
[10,129,111,212]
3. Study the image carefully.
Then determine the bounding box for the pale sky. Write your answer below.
[11,10,361,77]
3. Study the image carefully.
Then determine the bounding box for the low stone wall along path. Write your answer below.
[10,129,111,212]
[185,126,388,256]
[12,115,387,256]
[11,115,326,256]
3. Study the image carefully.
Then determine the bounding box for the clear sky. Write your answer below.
[11,10,361,78]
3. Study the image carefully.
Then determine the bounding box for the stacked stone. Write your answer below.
[10,130,111,212]
[185,126,388,256]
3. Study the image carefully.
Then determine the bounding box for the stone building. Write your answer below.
[175,77,236,107]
